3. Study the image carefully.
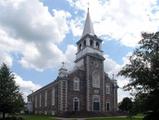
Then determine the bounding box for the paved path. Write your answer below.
[55,117,87,120]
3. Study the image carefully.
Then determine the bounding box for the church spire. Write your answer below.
[75,7,103,62]
[82,8,95,37]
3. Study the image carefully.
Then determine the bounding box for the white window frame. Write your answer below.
[92,95,100,111]
[106,101,110,111]
[52,87,55,106]
[73,97,80,111]
[73,77,80,91]
[106,84,110,94]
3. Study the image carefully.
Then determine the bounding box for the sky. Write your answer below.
[0,0,159,102]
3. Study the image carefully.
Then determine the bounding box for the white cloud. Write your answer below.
[64,44,77,70]
[0,0,71,44]
[15,74,41,91]
[0,0,72,70]
[19,43,76,71]
[14,73,42,101]
[118,88,130,102]
[70,18,83,37]
[0,52,13,67]
[67,0,159,47]
[104,54,121,75]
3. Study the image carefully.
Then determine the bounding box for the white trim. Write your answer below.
[76,46,103,60]
[45,91,47,107]
[52,87,55,106]
[35,95,37,108]
[39,93,41,107]
[106,101,110,111]
[73,97,80,111]
[102,70,105,112]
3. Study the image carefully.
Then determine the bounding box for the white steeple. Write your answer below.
[82,8,95,37]
[75,8,103,62]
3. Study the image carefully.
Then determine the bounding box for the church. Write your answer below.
[27,9,118,116]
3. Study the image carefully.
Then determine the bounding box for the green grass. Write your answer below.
[21,115,54,120]
[86,116,143,120]
[20,115,143,120]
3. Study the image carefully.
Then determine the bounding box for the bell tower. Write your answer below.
[75,8,103,63]
[75,9,106,112]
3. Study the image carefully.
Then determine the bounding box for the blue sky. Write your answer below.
[0,0,159,101]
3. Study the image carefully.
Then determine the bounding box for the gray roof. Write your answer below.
[82,8,95,37]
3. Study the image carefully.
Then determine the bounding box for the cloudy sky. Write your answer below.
[0,0,159,102]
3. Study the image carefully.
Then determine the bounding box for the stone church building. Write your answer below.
[27,9,118,115]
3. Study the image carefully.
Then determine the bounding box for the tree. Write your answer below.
[0,63,24,119]
[133,93,146,113]
[119,97,133,112]
[118,32,159,120]
[118,97,136,120]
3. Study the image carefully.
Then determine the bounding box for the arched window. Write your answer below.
[90,39,93,47]
[93,95,100,111]
[106,84,110,94]
[92,71,100,88]
[106,101,110,111]
[73,97,80,111]
[79,44,81,51]
[73,77,80,91]
[96,42,99,49]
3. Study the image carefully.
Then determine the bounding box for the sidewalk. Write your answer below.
[55,117,87,120]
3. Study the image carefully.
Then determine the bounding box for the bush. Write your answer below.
[143,111,158,120]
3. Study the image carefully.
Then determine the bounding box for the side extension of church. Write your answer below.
[27,9,118,116]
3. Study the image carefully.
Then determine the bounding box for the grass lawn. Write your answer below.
[21,115,55,120]
[20,115,143,120]
[86,116,143,120]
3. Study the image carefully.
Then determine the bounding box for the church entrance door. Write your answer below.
[92,95,100,112]
[74,101,79,111]
[93,101,100,111]
[73,97,79,111]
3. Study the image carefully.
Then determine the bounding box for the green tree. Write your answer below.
[119,97,136,120]
[133,93,146,113]
[119,97,133,112]
[118,32,159,120]
[0,63,24,119]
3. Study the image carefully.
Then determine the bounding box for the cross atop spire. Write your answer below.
[87,2,89,10]
[82,8,95,37]
[62,62,65,68]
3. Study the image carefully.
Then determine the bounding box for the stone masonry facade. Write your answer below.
[27,9,118,116]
